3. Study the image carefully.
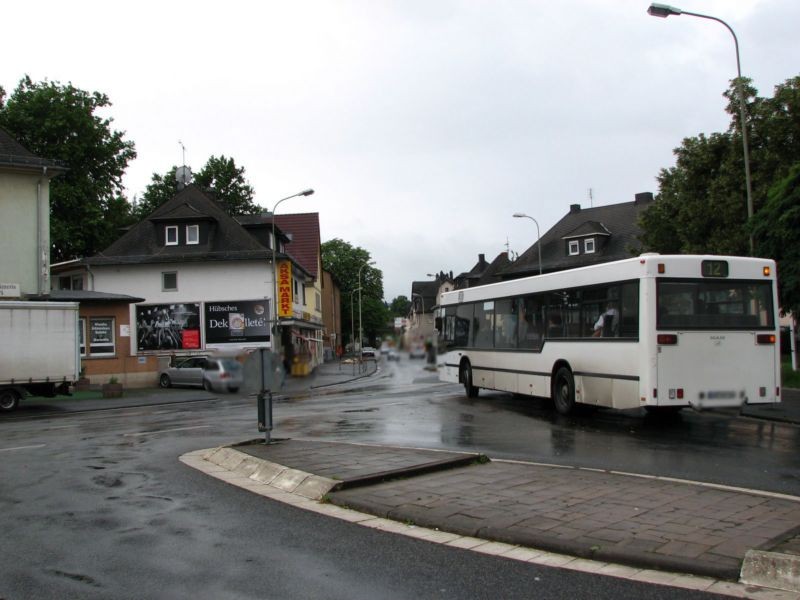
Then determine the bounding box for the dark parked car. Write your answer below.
[159,356,243,392]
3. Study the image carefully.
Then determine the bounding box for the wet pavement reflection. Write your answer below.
[276,357,800,497]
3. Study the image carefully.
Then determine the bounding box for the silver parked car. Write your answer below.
[159,356,243,393]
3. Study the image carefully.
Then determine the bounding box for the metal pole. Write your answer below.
[269,189,314,356]
[512,213,542,275]
[648,5,754,254]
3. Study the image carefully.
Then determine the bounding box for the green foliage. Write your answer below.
[321,238,386,345]
[389,295,411,317]
[640,76,800,260]
[134,166,178,219]
[750,163,800,316]
[0,76,137,261]
[194,155,258,215]
[134,155,258,219]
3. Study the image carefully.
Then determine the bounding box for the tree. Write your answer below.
[194,155,258,215]
[134,155,258,219]
[750,163,800,316]
[321,238,386,347]
[0,76,136,261]
[389,295,411,317]
[133,166,178,219]
[640,75,800,256]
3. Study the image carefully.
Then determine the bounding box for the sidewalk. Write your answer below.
[279,358,379,397]
[199,438,800,592]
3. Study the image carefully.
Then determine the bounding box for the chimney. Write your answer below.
[570,204,581,213]
[635,192,654,204]
[478,253,486,267]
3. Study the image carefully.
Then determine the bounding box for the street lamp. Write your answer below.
[270,188,314,353]
[358,260,375,354]
[349,287,360,373]
[647,3,755,255]
[512,213,543,275]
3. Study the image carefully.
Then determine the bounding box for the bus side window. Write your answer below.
[518,295,543,350]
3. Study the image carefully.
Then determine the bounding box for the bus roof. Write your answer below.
[439,254,776,306]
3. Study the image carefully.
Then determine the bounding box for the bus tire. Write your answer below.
[0,389,21,412]
[461,362,479,398]
[552,367,576,416]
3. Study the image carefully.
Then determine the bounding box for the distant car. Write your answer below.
[380,343,391,355]
[409,344,426,359]
[387,349,400,361]
[159,356,243,393]
[361,347,377,360]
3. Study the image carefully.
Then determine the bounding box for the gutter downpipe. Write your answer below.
[37,167,48,296]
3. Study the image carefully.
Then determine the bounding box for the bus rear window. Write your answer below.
[657,279,774,330]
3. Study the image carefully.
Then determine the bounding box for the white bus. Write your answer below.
[436,254,781,415]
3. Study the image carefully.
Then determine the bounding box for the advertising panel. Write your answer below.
[278,260,293,318]
[136,303,201,351]
[205,300,270,345]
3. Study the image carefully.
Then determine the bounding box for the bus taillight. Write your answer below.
[756,334,776,344]
[657,334,678,345]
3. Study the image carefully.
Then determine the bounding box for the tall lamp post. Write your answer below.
[270,188,314,353]
[647,3,754,255]
[358,260,375,354]
[512,213,542,275]
[349,287,360,374]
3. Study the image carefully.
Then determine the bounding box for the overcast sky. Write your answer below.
[5,0,799,301]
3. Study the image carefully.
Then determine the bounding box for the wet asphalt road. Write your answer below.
[1,356,796,599]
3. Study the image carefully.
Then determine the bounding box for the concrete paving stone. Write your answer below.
[613,537,669,554]
[549,525,586,540]
[659,522,699,536]
[271,468,310,492]
[655,540,713,559]
[515,516,562,532]
[445,536,489,550]
[587,528,632,544]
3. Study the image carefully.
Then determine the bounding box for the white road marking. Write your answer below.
[0,444,46,452]
[124,425,212,437]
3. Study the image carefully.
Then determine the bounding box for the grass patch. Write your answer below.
[782,358,800,389]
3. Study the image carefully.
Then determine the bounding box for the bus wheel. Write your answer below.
[0,389,20,412]
[552,367,576,415]
[461,362,479,398]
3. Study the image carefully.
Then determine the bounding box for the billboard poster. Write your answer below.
[136,303,201,351]
[204,300,270,344]
[277,260,293,318]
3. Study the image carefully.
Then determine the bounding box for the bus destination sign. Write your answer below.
[701,260,729,278]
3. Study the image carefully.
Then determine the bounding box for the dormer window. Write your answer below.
[166,226,178,246]
[584,238,595,254]
[186,224,199,245]
[568,240,580,256]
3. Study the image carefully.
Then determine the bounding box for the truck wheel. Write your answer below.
[552,367,576,416]
[0,389,20,412]
[159,374,172,388]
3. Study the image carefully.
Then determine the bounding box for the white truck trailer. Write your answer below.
[0,301,80,412]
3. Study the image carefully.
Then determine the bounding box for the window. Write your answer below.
[89,317,115,356]
[162,271,178,292]
[79,318,87,357]
[657,279,773,330]
[518,295,544,350]
[584,238,595,254]
[166,226,178,246]
[473,301,495,348]
[494,299,517,349]
[186,224,199,245]
[315,292,321,311]
[568,240,580,255]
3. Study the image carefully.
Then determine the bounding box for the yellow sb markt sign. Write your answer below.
[277,260,293,318]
